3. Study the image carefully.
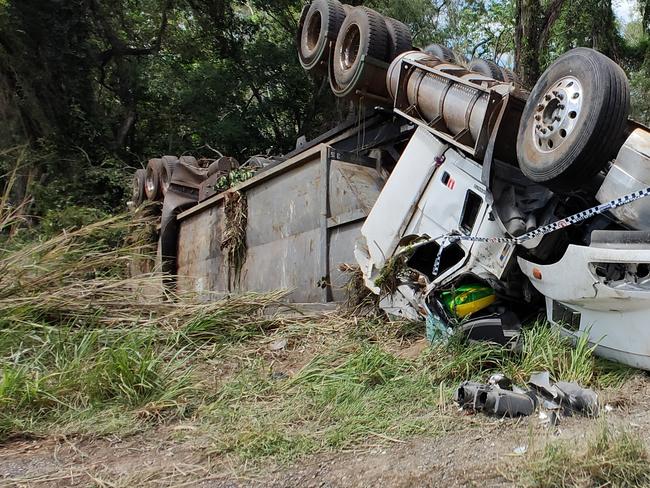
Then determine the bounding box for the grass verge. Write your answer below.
[0,197,638,470]
[515,423,650,487]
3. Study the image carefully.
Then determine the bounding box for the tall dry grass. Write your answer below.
[0,161,299,439]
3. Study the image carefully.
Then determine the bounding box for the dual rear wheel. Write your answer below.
[516,48,630,193]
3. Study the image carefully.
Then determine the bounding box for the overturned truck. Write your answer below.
[131,0,650,370]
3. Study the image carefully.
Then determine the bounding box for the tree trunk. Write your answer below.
[590,0,619,60]
[514,0,567,88]
[515,0,542,88]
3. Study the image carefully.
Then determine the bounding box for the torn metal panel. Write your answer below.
[356,127,448,289]
[528,371,599,417]
[378,285,422,321]
[597,129,650,229]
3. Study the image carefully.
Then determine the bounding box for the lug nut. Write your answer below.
[572,92,579,99]
[558,104,565,109]
[536,124,542,130]
[554,115,561,121]
[548,125,554,131]
[536,104,544,111]
[535,114,541,121]
[557,93,564,100]
[545,94,552,101]
[541,128,547,134]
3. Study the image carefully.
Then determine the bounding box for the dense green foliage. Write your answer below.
[0,0,648,213]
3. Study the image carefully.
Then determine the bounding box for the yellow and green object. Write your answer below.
[441,284,496,318]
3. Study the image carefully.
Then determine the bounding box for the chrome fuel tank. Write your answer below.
[597,128,650,229]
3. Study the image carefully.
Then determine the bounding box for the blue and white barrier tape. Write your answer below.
[431,186,650,278]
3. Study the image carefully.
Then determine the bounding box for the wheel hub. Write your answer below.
[532,76,583,153]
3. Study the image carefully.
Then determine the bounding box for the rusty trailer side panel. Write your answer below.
[176,144,384,302]
[176,204,228,294]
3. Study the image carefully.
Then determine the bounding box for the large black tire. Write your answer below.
[333,6,389,87]
[132,169,146,206]
[298,0,347,71]
[516,48,630,192]
[207,156,239,177]
[145,158,163,201]
[500,67,517,84]
[160,155,180,195]
[468,58,504,81]
[383,16,412,61]
[423,43,455,63]
[296,3,310,52]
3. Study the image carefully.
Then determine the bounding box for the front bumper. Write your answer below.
[519,241,650,370]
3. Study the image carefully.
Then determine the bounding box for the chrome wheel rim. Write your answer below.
[532,76,583,153]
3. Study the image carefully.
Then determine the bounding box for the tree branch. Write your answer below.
[471,38,491,59]
[92,0,172,64]
[537,0,567,51]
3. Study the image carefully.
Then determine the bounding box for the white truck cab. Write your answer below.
[356,47,650,369]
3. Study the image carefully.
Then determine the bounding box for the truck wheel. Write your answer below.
[423,43,455,63]
[207,160,221,177]
[132,169,146,206]
[517,48,630,192]
[333,6,389,87]
[160,155,180,195]
[500,67,517,84]
[296,3,309,53]
[384,16,412,61]
[298,0,346,71]
[145,158,163,201]
[468,58,504,80]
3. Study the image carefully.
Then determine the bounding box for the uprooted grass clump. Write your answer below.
[515,423,650,488]
[338,263,379,312]
[221,190,247,290]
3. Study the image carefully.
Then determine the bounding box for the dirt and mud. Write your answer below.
[2,375,649,488]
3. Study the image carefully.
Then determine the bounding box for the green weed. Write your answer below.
[204,343,445,462]
[517,423,650,488]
